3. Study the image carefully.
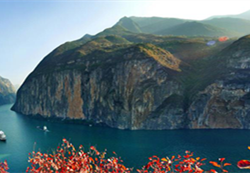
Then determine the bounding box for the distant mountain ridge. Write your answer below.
[116,17,142,33]
[130,17,189,34]
[115,13,250,37]
[0,76,16,106]
[202,17,250,36]
[205,10,250,20]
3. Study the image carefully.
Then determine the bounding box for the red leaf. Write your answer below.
[201,158,207,162]
[219,158,225,162]
[210,161,221,168]
[223,163,231,167]
[238,160,250,169]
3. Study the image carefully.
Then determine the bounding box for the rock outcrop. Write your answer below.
[0,76,16,106]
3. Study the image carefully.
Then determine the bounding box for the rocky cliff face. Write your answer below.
[189,35,250,129]
[13,42,186,129]
[11,30,250,129]
[0,76,16,106]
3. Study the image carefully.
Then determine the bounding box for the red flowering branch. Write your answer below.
[0,160,9,173]
[137,151,232,173]
[209,158,231,173]
[26,139,132,173]
[0,139,239,173]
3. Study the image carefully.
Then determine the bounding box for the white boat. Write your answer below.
[0,131,6,141]
[43,126,48,131]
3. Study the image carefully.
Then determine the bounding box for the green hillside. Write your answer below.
[130,17,189,34]
[95,25,133,37]
[202,17,250,36]
[116,17,142,33]
[155,21,238,37]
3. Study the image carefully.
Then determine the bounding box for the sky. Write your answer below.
[1,0,250,86]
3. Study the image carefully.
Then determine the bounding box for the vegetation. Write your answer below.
[31,25,235,77]
[0,161,8,173]
[154,22,237,37]
[131,17,188,34]
[116,17,142,33]
[1,139,250,172]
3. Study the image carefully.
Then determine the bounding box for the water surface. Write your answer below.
[0,104,249,172]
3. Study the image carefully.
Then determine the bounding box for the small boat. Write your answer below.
[0,131,6,141]
[43,126,48,131]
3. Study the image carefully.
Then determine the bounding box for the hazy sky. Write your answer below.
[1,0,250,85]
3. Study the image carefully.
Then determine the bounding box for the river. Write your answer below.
[0,104,250,172]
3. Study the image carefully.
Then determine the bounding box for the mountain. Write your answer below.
[11,14,250,129]
[130,17,189,34]
[155,21,239,37]
[206,10,250,20]
[0,76,16,106]
[202,17,250,36]
[95,25,133,37]
[115,17,142,33]
[116,18,241,37]
[238,10,250,20]
[12,35,185,129]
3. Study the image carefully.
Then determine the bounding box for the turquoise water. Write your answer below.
[0,104,250,172]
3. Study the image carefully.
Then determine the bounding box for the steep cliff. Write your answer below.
[189,35,250,129]
[12,36,187,129]
[11,26,250,129]
[0,76,16,105]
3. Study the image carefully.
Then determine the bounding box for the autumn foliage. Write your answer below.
[26,139,131,173]
[2,139,250,172]
[137,152,231,173]
[0,160,8,173]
